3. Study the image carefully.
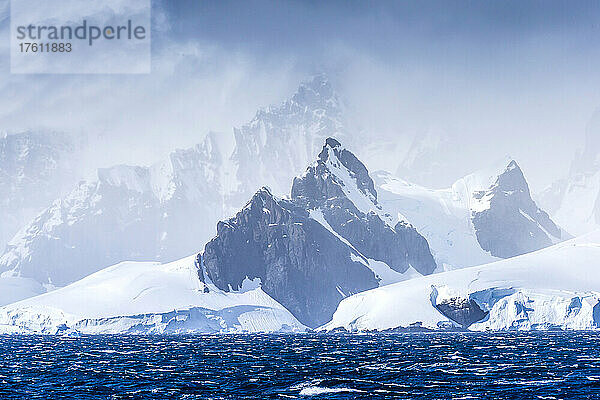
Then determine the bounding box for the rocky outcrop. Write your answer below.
[202,188,379,328]
[434,297,488,328]
[292,138,436,275]
[202,138,437,328]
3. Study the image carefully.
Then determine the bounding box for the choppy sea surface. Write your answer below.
[1,332,599,399]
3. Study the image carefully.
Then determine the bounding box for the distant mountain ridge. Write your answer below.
[538,111,600,236]
[0,75,567,315]
[0,140,584,334]
[0,76,355,301]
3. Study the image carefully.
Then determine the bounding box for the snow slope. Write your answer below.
[374,171,497,271]
[0,132,237,290]
[0,277,45,306]
[0,256,305,334]
[375,157,565,270]
[322,231,600,332]
[552,171,600,235]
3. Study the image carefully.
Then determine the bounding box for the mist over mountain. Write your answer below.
[0,135,586,334]
[538,110,600,236]
[0,131,83,250]
[2,1,599,193]
[0,76,353,298]
[3,6,600,400]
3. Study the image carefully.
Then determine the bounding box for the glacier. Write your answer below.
[321,231,600,332]
[0,256,305,335]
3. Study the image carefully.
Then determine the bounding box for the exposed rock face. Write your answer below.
[292,138,437,275]
[202,188,379,328]
[434,297,488,328]
[471,161,564,258]
[202,139,437,328]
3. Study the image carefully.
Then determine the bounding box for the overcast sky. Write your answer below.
[1,0,599,190]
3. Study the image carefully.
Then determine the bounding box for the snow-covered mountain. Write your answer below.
[539,112,600,236]
[322,230,600,332]
[0,76,350,298]
[0,138,436,333]
[0,132,237,291]
[0,75,572,330]
[0,131,81,251]
[469,160,564,258]
[375,158,565,270]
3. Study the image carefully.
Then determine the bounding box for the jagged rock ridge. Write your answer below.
[471,160,563,258]
[201,139,436,327]
[201,188,379,328]
[373,158,565,272]
[291,138,436,275]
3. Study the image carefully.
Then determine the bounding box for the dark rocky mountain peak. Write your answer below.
[292,137,377,207]
[201,139,437,327]
[472,160,564,258]
[201,185,379,328]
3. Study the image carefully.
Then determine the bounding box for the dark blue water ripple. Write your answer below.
[0,332,599,399]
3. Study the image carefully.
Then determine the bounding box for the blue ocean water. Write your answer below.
[0,332,599,399]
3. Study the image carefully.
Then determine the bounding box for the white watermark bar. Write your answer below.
[10,0,151,74]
